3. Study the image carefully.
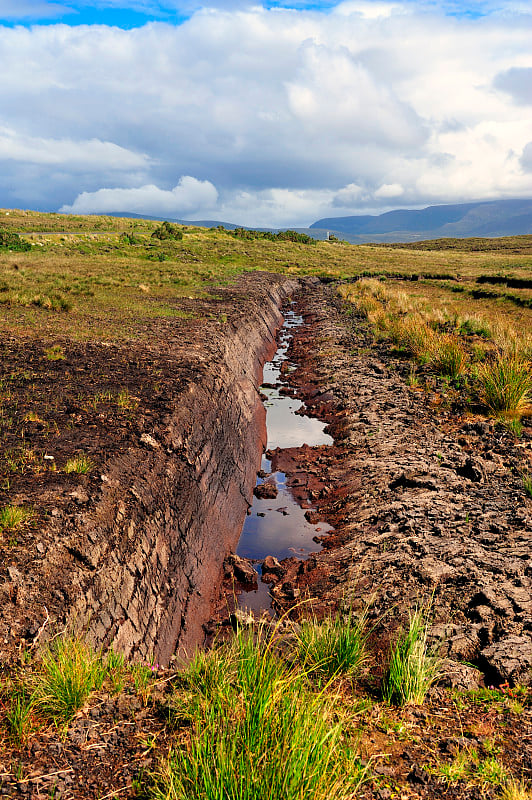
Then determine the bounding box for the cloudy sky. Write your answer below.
[1,0,531,226]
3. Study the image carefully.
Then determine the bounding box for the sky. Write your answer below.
[1,0,532,227]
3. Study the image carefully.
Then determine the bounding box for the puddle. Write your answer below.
[236,309,333,613]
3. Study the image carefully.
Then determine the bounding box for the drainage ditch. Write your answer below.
[236,306,333,613]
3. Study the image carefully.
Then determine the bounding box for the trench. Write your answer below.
[236,306,333,613]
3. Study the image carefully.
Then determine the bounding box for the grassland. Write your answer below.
[1,208,532,343]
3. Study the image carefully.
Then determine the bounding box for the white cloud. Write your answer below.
[0,3,531,223]
[374,182,404,198]
[333,1,406,18]
[60,176,218,215]
[0,127,148,169]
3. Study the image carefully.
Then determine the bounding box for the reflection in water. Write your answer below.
[237,309,333,613]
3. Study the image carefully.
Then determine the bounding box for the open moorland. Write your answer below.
[0,209,531,799]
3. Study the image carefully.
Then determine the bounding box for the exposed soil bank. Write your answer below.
[0,273,300,665]
[241,284,532,687]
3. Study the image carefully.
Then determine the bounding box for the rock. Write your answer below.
[261,555,284,583]
[456,457,485,482]
[407,765,430,785]
[69,488,89,505]
[262,555,283,575]
[254,482,278,499]
[304,509,320,524]
[139,433,160,449]
[224,554,258,585]
[438,659,483,690]
[482,635,532,686]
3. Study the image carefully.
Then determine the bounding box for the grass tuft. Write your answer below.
[429,335,467,379]
[64,453,93,474]
[33,637,106,725]
[0,504,33,533]
[382,608,441,706]
[501,779,532,800]
[297,607,369,680]
[3,682,37,745]
[477,354,532,419]
[154,625,367,800]
[44,344,65,361]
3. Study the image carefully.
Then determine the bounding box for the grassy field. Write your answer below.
[1,209,532,343]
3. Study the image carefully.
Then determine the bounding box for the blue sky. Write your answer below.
[1,0,493,26]
[1,0,531,225]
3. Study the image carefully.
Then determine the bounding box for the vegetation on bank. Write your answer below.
[1,616,530,798]
[339,277,532,433]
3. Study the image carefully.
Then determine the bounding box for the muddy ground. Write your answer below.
[263,285,532,690]
[0,275,531,797]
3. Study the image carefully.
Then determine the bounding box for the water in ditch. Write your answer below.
[236,309,333,613]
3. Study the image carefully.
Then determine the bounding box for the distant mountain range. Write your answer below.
[105,199,532,243]
[310,199,532,243]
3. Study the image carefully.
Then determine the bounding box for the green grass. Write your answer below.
[297,607,369,680]
[44,344,65,361]
[2,682,37,745]
[32,637,106,725]
[477,355,532,419]
[382,608,440,706]
[64,453,93,474]
[429,335,467,379]
[0,504,34,533]
[152,626,367,800]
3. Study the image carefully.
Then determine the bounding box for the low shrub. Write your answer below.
[151,221,183,241]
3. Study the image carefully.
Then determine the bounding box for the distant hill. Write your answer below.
[310,199,532,243]
[103,212,333,240]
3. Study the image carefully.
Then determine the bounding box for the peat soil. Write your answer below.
[0,278,531,798]
[266,284,532,689]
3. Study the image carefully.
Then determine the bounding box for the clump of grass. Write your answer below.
[522,473,532,498]
[429,335,467,379]
[105,649,126,695]
[501,779,532,800]
[476,756,508,789]
[382,607,441,705]
[64,453,93,474]
[297,607,369,680]
[154,626,366,800]
[477,354,532,419]
[458,315,491,338]
[0,504,33,533]
[44,344,65,361]
[33,637,106,725]
[117,388,139,410]
[436,747,473,785]
[389,316,435,362]
[2,682,38,745]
